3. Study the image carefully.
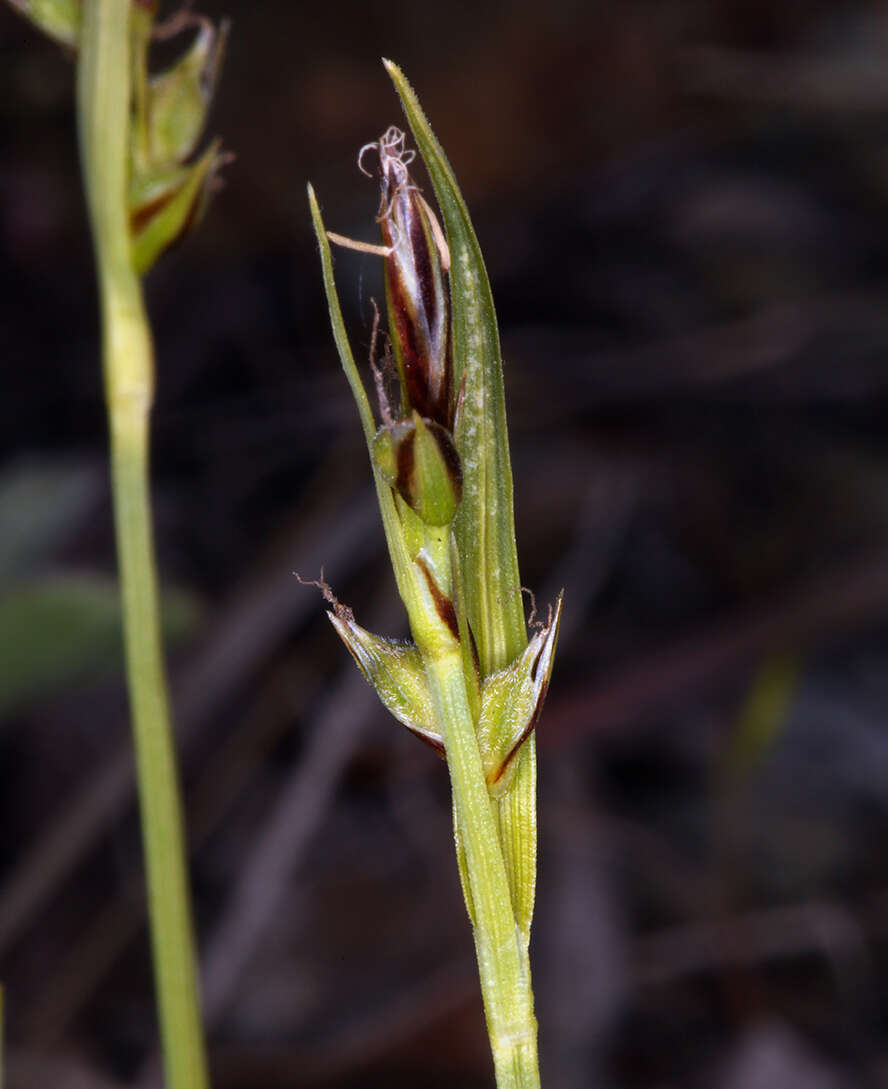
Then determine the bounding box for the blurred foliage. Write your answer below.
[719,652,800,785]
[0,460,200,718]
[0,460,99,579]
[0,572,199,718]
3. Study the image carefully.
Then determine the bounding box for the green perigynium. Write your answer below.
[309,62,562,1089]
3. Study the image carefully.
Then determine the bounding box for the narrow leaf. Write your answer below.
[481,592,563,937]
[495,738,537,941]
[452,797,476,926]
[0,573,199,719]
[5,0,80,48]
[307,186,377,447]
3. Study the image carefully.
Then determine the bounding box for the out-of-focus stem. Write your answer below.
[76,4,209,1088]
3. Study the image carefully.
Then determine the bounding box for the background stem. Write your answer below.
[77,3,210,1087]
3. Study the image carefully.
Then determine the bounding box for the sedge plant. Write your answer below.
[309,62,562,1089]
[6,2,227,1086]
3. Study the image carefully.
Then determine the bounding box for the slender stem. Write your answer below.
[424,648,540,1088]
[414,539,539,1088]
[77,4,209,1088]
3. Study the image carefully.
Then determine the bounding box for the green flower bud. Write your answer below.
[372,410,462,527]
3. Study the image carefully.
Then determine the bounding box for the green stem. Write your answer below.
[77,4,209,1088]
[424,647,539,1087]
[416,542,539,1089]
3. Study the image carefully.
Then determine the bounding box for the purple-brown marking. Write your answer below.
[467,620,481,686]
[415,556,459,640]
[490,677,550,785]
[372,127,453,430]
[394,425,416,501]
[413,731,447,759]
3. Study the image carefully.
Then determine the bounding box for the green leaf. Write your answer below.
[479,593,562,938]
[720,651,799,784]
[0,573,200,719]
[384,59,526,679]
[451,797,476,926]
[306,186,378,448]
[0,460,99,581]
[495,738,537,941]
[5,0,80,49]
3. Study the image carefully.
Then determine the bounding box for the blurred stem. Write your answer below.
[418,543,540,1089]
[76,3,209,1088]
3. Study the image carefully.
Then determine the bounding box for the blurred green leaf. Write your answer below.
[720,651,800,786]
[0,573,201,719]
[4,0,80,49]
[0,460,100,581]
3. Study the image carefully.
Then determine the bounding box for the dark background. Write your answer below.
[4,2,888,1087]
